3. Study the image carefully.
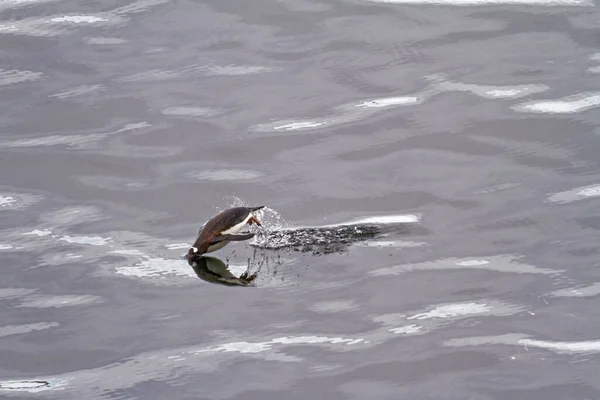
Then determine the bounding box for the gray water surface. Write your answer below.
[1,0,600,398]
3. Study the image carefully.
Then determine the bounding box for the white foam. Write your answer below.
[0,322,59,338]
[0,196,16,207]
[361,0,590,4]
[372,254,559,276]
[49,15,108,24]
[547,184,600,204]
[389,325,423,334]
[513,92,600,114]
[0,244,14,250]
[0,380,52,392]
[22,229,52,236]
[58,235,111,246]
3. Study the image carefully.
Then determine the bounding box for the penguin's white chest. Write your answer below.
[221,214,253,235]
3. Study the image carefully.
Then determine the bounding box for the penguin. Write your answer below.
[186,206,264,259]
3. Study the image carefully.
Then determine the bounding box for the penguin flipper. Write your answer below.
[210,233,255,244]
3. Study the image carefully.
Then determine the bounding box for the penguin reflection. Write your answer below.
[187,255,257,287]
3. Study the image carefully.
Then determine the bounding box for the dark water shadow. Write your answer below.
[251,222,427,255]
[187,255,257,287]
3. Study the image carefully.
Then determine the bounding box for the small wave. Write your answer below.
[551,282,600,298]
[114,256,197,280]
[85,36,126,45]
[547,184,600,204]
[513,92,600,114]
[49,15,109,24]
[161,106,218,117]
[442,333,530,348]
[445,333,600,354]
[204,65,273,76]
[360,0,591,5]
[0,322,59,339]
[389,325,423,334]
[186,169,263,182]
[0,195,16,208]
[519,338,600,353]
[49,84,105,99]
[407,302,492,320]
[16,295,101,308]
[434,80,549,99]
[0,13,126,37]
[0,121,151,149]
[0,69,43,86]
[0,192,43,210]
[58,235,111,246]
[372,255,560,276]
[251,91,429,134]
[330,214,421,226]
[22,229,52,236]
[356,239,427,248]
[0,0,63,11]
[0,333,365,394]
[0,288,37,299]
[111,0,171,16]
[375,299,524,336]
